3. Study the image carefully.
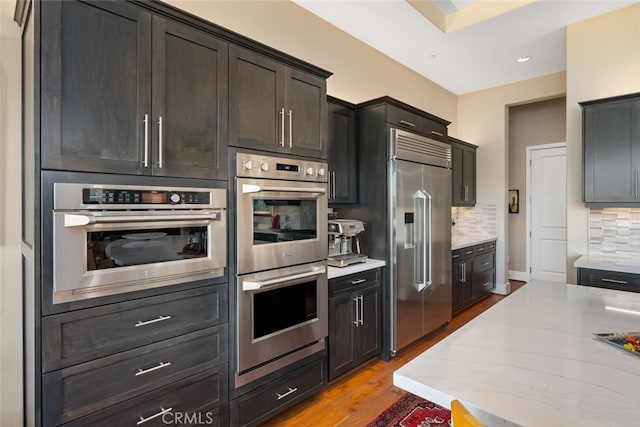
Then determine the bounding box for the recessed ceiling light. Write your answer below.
[516,56,532,63]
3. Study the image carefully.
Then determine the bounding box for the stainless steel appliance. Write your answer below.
[327,219,368,267]
[389,129,452,353]
[52,183,226,303]
[235,152,328,274]
[234,152,328,387]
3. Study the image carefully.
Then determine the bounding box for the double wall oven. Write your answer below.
[234,152,328,387]
[52,182,226,304]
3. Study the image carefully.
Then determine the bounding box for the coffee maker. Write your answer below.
[327,219,368,267]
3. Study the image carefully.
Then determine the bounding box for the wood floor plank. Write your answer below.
[262,282,526,426]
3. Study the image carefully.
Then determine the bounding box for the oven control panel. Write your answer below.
[237,153,327,182]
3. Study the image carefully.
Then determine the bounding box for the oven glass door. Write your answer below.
[237,261,328,373]
[53,211,226,303]
[237,178,327,274]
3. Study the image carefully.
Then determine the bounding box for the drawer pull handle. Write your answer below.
[601,278,628,285]
[135,361,171,377]
[452,254,459,259]
[276,387,298,400]
[465,250,473,255]
[478,248,485,252]
[137,407,172,425]
[482,262,490,266]
[399,119,416,127]
[430,130,444,137]
[135,315,171,328]
[351,278,366,285]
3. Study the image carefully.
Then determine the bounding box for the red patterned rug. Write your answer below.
[366,393,451,427]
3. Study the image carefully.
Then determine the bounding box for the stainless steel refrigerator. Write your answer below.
[389,128,452,354]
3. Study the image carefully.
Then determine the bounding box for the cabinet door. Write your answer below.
[285,69,327,159]
[327,100,357,203]
[229,46,285,152]
[41,0,152,174]
[451,142,476,206]
[152,18,228,179]
[583,99,640,203]
[452,258,472,313]
[356,286,381,363]
[328,293,356,380]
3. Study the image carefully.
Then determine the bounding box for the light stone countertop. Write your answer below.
[327,258,385,279]
[574,255,640,275]
[393,280,640,427]
[451,234,497,250]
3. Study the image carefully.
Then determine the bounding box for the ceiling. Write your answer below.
[292,0,639,95]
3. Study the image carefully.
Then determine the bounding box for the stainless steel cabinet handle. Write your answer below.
[430,130,444,137]
[276,387,298,400]
[601,278,628,285]
[157,116,164,168]
[482,262,490,266]
[465,250,473,256]
[331,171,336,199]
[280,108,285,147]
[399,119,416,127]
[353,296,360,326]
[635,169,638,199]
[288,110,293,148]
[477,247,485,252]
[135,361,171,377]
[137,407,173,425]
[135,315,171,328]
[464,185,469,201]
[143,114,149,167]
[461,263,466,283]
[452,254,460,259]
[327,171,332,199]
[351,278,366,285]
[359,295,364,326]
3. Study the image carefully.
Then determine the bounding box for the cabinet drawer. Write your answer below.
[62,366,228,427]
[329,269,380,296]
[42,285,227,372]
[578,268,640,293]
[231,357,326,427]
[386,105,447,140]
[474,241,495,254]
[472,270,496,299]
[474,252,495,273]
[452,247,475,259]
[43,325,228,425]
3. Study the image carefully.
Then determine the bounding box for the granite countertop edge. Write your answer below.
[327,258,386,279]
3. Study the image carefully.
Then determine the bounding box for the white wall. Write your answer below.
[0,0,24,425]
[457,72,566,288]
[566,3,640,283]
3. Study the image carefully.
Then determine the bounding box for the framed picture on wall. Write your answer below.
[509,189,519,214]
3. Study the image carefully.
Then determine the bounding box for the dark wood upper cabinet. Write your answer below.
[450,137,477,207]
[229,45,328,159]
[327,96,357,203]
[40,0,227,179]
[581,93,640,206]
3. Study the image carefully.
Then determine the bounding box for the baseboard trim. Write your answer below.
[509,270,530,282]
[492,282,511,295]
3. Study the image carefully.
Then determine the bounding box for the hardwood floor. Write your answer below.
[263,281,526,427]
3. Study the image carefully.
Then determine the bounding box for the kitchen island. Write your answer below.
[393,280,640,426]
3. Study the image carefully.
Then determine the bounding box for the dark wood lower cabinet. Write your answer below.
[328,269,381,381]
[230,354,327,427]
[452,241,496,314]
[577,268,640,293]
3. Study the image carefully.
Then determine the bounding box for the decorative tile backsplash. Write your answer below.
[452,204,498,237]
[589,208,640,258]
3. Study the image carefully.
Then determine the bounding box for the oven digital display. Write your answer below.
[82,188,209,205]
[276,163,299,172]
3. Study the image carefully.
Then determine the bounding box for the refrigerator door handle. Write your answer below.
[414,190,433,291]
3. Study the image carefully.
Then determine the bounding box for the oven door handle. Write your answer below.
[242,184,325,195]
[63,212,221,227]
[243,269,325,291]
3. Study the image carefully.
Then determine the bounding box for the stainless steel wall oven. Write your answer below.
[52,182,226,304]
[234,152,328,387]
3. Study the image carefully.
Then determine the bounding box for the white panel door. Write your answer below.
[531,146,566,282]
